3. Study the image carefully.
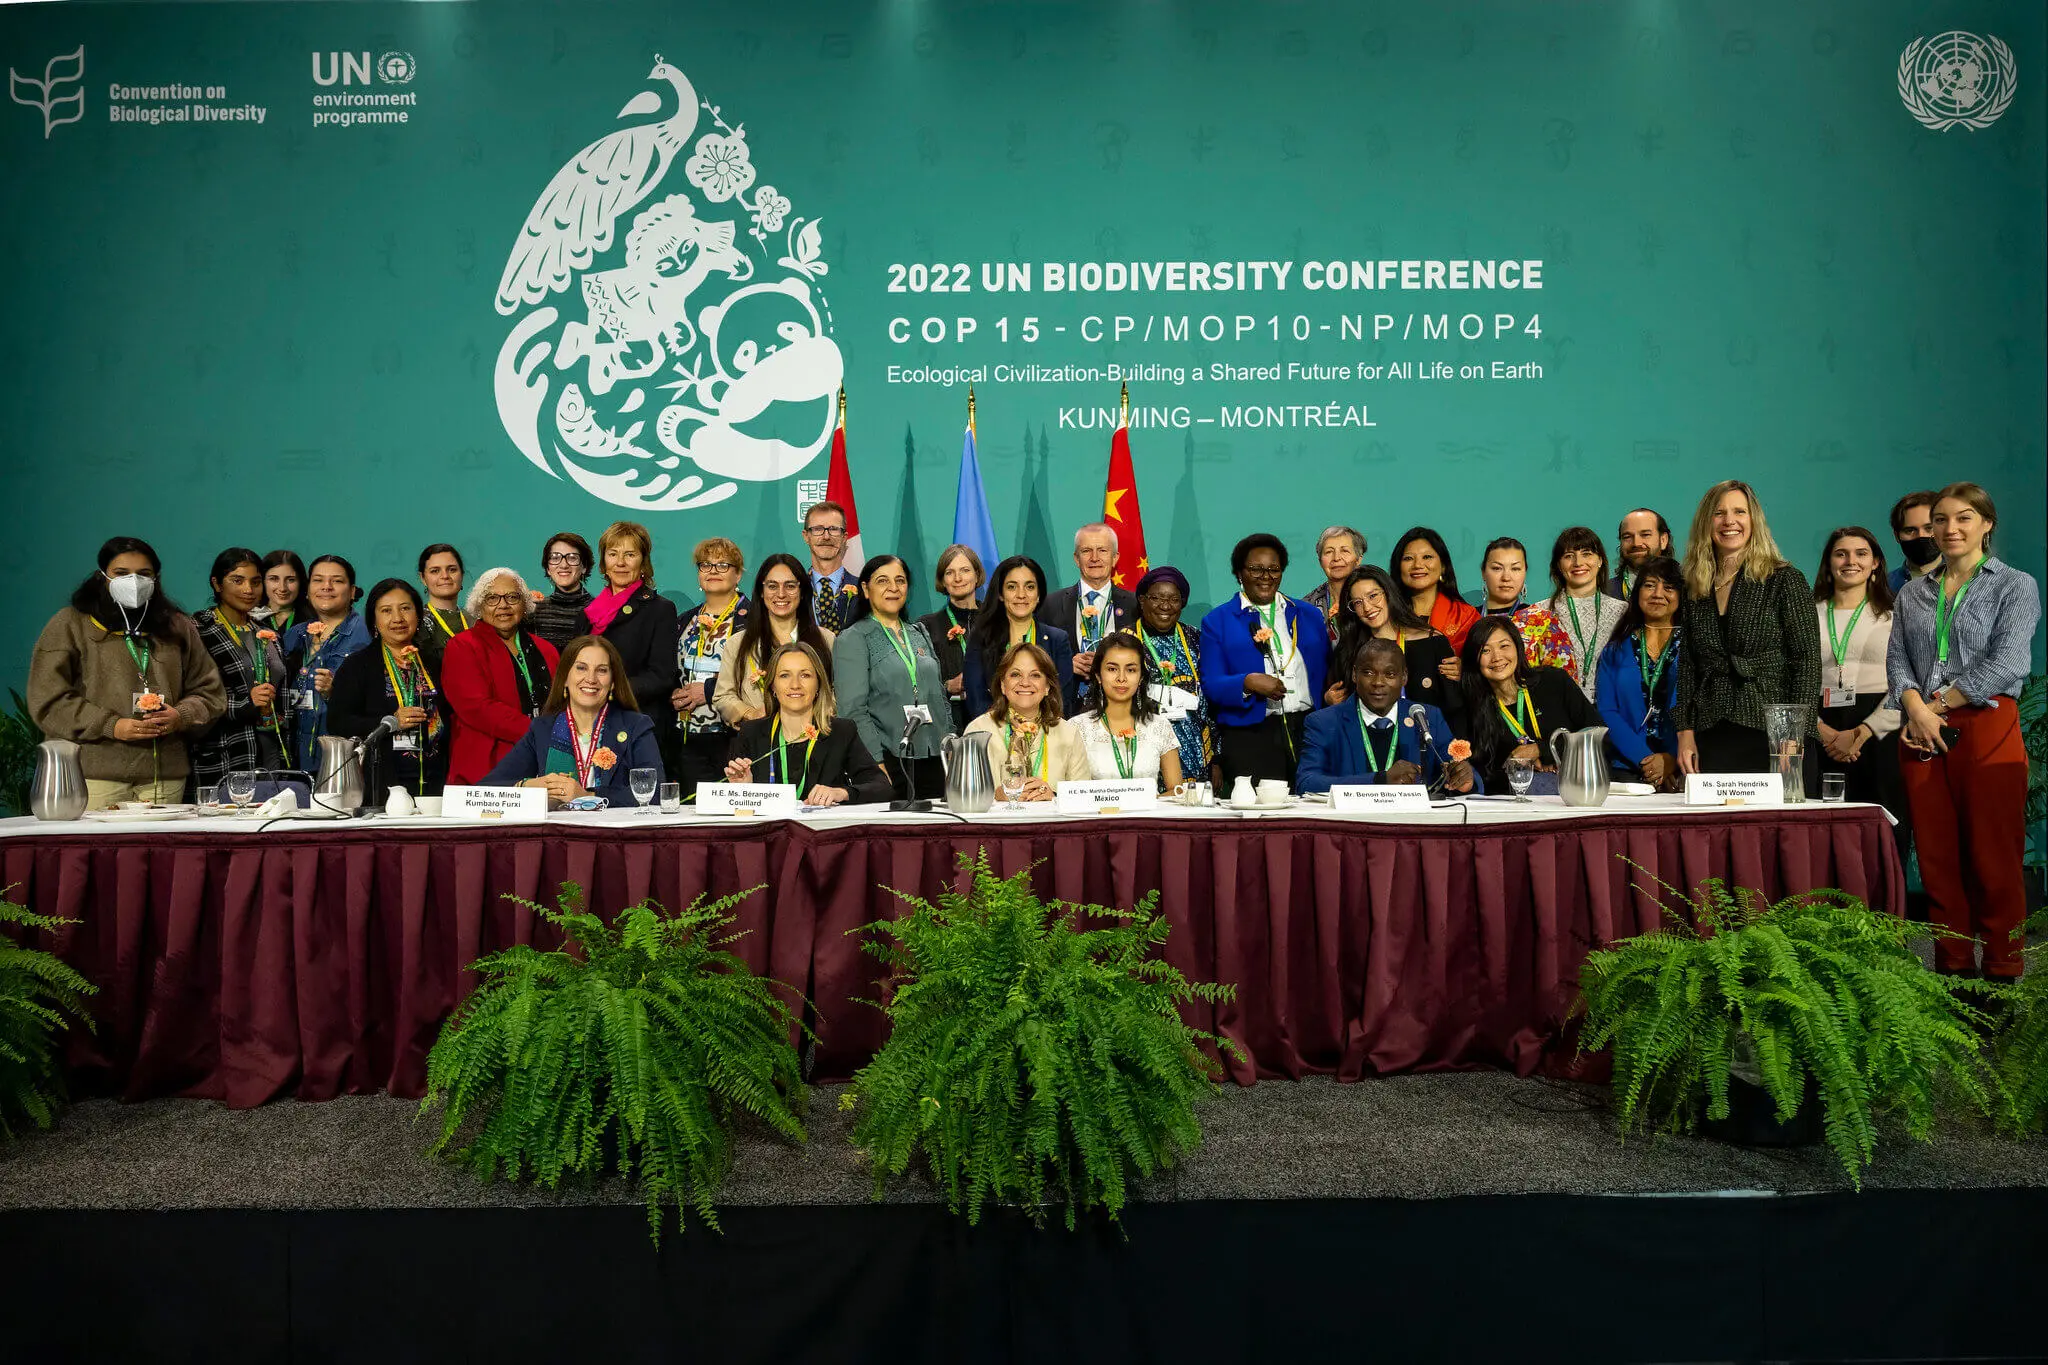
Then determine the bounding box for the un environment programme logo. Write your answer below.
[493,55,842,512]
[1898,31,2016,131]
[9,46,85,138]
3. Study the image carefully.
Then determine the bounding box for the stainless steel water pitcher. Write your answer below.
[940,732,995,814]
[30,739,88,820]
[1548,726,1612,807]
[311,734,363,816]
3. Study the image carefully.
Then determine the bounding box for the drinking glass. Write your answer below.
[196,786,219,810]
[1821,772,1846,803]
[1002,760,1026,811]
[658,781,682,813]
[225,770,258,809]
[629,768,658,809]
[1505,756,1535,802]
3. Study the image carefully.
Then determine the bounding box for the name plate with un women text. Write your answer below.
[1684,773,1786,806]
[698,783,800,817]
[1328,784,1433,813]
[443,785,550,823]
[1054,779,1158,814]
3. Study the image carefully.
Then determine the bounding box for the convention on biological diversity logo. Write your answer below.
[492,55,843,511]
[1898,31,2017,130]
[8,47,85,137]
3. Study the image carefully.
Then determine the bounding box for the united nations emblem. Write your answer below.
[1897,31,2017,132]
[492,55,843,512]
[377,51,417,85]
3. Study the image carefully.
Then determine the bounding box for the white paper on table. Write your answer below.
[696,783,800,817]
[1054,779,1158,814]
[1683,773,1786,807]
[1328,783,1433,813]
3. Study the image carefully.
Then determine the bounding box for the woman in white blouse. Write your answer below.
[1811,527,1903,818]
[1071,632,1185,790]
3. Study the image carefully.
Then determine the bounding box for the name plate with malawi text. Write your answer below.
[1328,784,1434,813]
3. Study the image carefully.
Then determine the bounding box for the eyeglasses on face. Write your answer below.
[1241,565,1284,579]
[545,552,583,566]
[804,525,846,539]
[482,592,524,608]
[698,561,738,574]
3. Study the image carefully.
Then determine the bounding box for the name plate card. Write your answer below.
[1328,784,1434,813]
[1684,773,1786,807]
[443,785,550,824]
[697,783,800,817]
[1054,779,1158,815]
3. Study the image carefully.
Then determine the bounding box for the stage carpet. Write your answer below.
[4,1073,2045,1364]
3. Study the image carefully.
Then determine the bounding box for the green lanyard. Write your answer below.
[1824,601,1866,677]
[1934,559,1983,665]
[1003,722,1047,778]
[1563,594,1599,662]
[1354,703,1394,773]
[771,715,817,788]
[1138,623,1199,687]
[1256,600,1293,668]
[1636,630,1676,712]
[120,634,152,686]
[1107,722,1137,779]
[504,636,535,701]
[382,645,420,707]
[1497,688,1538,743]
[880,622,918,690]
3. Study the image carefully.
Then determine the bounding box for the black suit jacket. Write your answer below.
[1036,583,1137,650]
[726,715,893,805]
[582,585,681,730]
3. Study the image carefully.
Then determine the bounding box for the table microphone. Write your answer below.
[1408,703,1449,797]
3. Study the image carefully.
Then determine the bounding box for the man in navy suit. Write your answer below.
[1037,522,1137,687]
[1296,638,1479,795]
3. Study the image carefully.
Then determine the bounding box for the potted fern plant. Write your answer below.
[419,882,806,1240]
[1993,912,2046,1137]
[1,892,96,1138]
[1575,868,2000,1185]
[844,850,1240,1228]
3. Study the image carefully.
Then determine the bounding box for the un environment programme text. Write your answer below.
[881,257,1547,430]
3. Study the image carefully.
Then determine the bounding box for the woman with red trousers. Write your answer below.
[1886,482,2040,981]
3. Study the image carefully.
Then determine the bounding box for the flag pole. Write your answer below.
[1119,381,1129,428]
[838,385,846,430]
[967,384,976,437]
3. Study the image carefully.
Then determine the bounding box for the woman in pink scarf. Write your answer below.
[580,520,680,754]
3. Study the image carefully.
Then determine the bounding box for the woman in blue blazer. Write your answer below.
[1197,533,1333,785]
[1594,556,1684,791]
[482,634,666,807]
[1296,638,1480,795]
[962,555,1079,720]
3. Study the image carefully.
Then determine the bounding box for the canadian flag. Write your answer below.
[825,401,864,573]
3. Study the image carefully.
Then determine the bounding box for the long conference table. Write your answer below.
[0,796,1904,1108]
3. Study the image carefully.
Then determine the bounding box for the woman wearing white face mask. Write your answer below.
[29,536,227,809]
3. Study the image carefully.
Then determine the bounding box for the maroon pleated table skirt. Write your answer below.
[0,804,1903,1107]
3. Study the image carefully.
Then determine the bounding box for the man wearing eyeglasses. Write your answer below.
[803,500,860,632]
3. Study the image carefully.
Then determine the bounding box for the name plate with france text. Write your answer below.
[1684,773,1786,807]
[443,785,550,824]
[1054,779,1158,815]
[697,783,800,817]
[1329,784,1434,813]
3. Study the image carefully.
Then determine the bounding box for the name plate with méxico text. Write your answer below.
[443,785,550,823]
[697,783,800,817]
[1328,784,1433,813]
[1684,773,1786,806]
[1054,779,1158,814]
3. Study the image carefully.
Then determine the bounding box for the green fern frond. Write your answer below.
[418,882,808,1243]
[1576,865,2001,1186]
[0,889,97,1141]
[844,851,1239,1228]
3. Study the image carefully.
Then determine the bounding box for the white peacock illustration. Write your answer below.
[494,56,842,511]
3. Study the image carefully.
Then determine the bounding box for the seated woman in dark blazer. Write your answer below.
[482,634,664,807]
[327,578,451,800]
[1458,615,1599,796]
[962,555,1077,719]
[722,641,891,807]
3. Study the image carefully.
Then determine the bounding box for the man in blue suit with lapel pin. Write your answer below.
[1198,533,1332,786]
[1296,638,1480,795]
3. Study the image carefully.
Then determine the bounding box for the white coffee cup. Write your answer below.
[414,796,443,817]
[1256,779,1289,805]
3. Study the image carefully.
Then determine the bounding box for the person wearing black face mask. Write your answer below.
[1887,490,1941,594]
[29,536,227,809]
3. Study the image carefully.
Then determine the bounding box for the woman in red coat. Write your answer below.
[441,566,560,784]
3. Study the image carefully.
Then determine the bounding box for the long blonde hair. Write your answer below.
[762,641,834,736]
[1682,480,1788,598]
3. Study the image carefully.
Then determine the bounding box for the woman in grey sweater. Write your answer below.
[830,555,955,801]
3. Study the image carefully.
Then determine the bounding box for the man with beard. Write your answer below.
[1604,508,1672,599]
[1886,490,1941,594]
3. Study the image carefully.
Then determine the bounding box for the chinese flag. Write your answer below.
[1103,420,1148,589]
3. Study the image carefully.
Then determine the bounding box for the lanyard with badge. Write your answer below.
[1139,623,1201,720]
[1822,602,1865,708]
[1637,629,1678,729]
[1934,558,1983,685]
[1354,703,1395,775]
[91,616,155,714]
[883,623,933,734]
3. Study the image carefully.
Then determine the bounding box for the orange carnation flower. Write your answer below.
[1447,739,1472,762]
[136,691,166,713]
[1252,627,1273,645]
[591,747,618,770]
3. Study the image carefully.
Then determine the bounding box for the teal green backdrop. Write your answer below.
[3,1,2042,673]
